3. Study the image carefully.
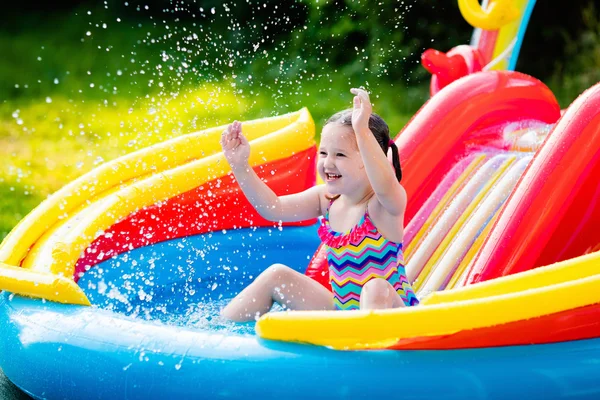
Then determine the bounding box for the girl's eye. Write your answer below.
[336,153,345,157]
[319,151,327,156]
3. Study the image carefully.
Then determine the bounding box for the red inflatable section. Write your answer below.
[304,71,560,287]
[421,45,484,95]
[304,244,331,291]
[75,147,317,279]
[466,82,600,284]
[397,71,560,224]
[388,302,600,350]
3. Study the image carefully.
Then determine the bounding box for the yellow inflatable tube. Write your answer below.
[20,109,315,278]
[458,0,519,31]
[0,109,308,267]
[256,251,600,350]
[0,109,314,304]
[423,250,600,305]
[0,262,90,306]
[489,0,531,70]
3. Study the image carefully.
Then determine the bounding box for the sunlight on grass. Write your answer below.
[0,82,256,239]
[0,81,416,240]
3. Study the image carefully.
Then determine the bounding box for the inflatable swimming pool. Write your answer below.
[2,70,600,399]
[2,241,600,399]
[2,1,600,398]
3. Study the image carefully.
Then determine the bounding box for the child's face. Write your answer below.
[318,122,368,194]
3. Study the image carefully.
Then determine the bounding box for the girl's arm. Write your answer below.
[221,121,324,222]
[351,88,406,215]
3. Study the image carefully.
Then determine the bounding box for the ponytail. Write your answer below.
[388,140,402,182]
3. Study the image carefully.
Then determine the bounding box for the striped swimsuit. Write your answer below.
[317,201,419,310]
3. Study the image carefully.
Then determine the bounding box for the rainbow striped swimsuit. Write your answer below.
[317,204,419,310]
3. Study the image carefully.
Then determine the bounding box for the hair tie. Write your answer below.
[388,139,395,147]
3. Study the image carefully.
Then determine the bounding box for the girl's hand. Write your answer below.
[350,88,373,135]
[220,120,250,170]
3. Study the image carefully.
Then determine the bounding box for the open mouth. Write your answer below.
[326,173,342,181]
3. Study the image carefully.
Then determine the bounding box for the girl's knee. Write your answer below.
[361,278,395,309]
[363,278,391,296]
[261,263,293,282]
[268,263,289,271]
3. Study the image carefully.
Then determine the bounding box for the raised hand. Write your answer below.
[350,88,373,135]
[220,120,250,170]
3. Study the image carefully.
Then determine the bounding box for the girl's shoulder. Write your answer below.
[367,188,406,242]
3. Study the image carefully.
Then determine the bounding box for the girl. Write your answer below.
[220,88,418,322]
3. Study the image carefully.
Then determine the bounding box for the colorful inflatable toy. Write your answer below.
[2,0,600,399]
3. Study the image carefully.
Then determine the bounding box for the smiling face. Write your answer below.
[318,122,369,195]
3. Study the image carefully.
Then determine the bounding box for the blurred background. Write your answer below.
[1,0,598,240]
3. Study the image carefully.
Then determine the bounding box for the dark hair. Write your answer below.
[325,109,402,182]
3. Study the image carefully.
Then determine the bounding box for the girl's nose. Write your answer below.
[323,155,335,169]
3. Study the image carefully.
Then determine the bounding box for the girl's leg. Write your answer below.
[360,278,405,310]
[221,263,335,322]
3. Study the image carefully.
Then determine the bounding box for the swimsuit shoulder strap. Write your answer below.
[361,201,372,225]
[325,196,337,219]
